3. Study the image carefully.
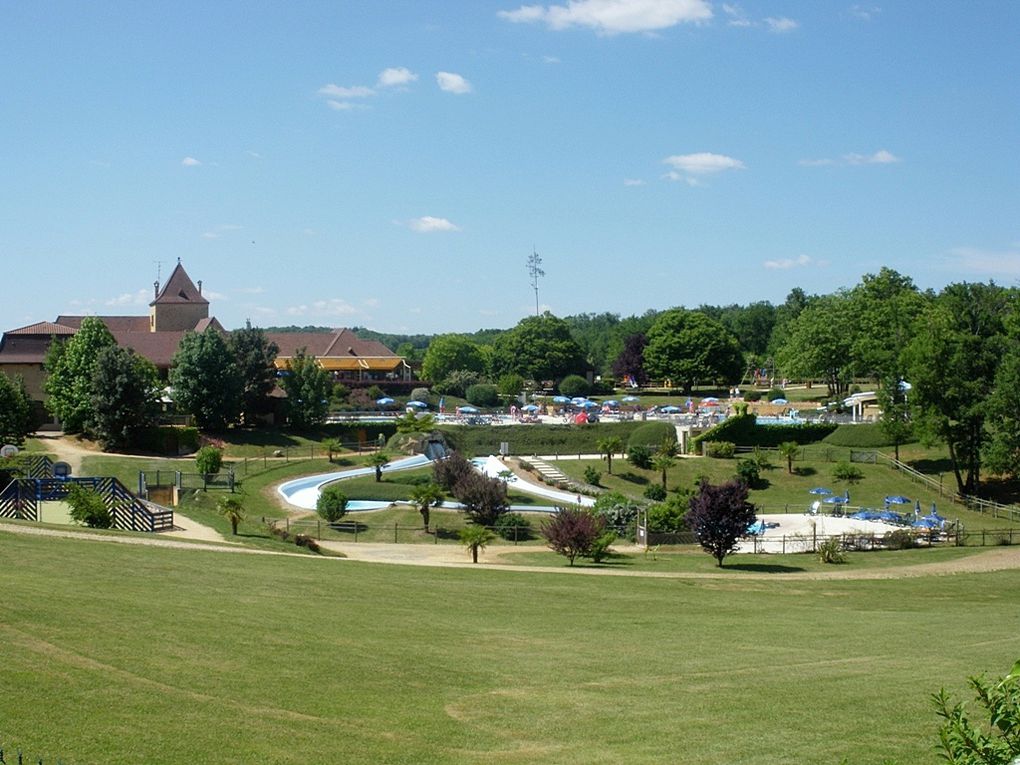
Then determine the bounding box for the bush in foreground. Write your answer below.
[317,485,349,523]
[542,507,606,566]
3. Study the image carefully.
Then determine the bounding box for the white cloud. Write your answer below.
[363,297,381,308]
[318,83,375,98]
[722,3,752,26]
[201,232,219,240]
[850,5,880,21]
[800,149,900,167]
[105,289,151,307]
[203,290,227,302]
[498,0,712,34]
[326,100,368,111]
[436,71,472,94]
[542,55,561,64]
[181,157,201,167]
[623,178,646,186]
[377,67,418,87]
[663,153,746,181]
[844,149,900,165]
[246,150,263,159]
[407,216,461,233]
[286,299,359,317]
[946,246,1020,277]
[763,254,814,270]
[765,16,798,32]
[236,286,265,295]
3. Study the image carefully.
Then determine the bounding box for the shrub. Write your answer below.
[832,460,864,484]
[317,484,349,523]
[465,383,499,407]
[704,441,736,459]
[693,413,837,449]
[587,530,617,563]
[627,444,653,470]
[497,373,525,399]
[743,390,762,402]
[883,528,917,550]
[593,492,639,529]
[583,465,601,486]
[646,493,689,532]
[366,384,385,401]
[817,537,846,564]
[559,374,590,398]
[735,458,761,486]
[434,370,480,397]
[644,484,667,501]
[66,484,113,529]
[410,387,432,405]
[822,423,910,448]
[627,421,676,451]
[195,446,223,476]
[766,387,786,402]
[494,512,532,541]
[135,425,199,455]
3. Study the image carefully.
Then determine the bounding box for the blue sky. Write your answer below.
[2,1,1017,335]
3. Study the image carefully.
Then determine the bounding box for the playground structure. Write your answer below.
[0,455,173,533]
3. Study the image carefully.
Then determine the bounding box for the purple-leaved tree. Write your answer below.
[686,479,757,567]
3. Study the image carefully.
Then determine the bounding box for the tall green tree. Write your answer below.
[877,374,913,463]
[0,372,33,446]
[279,348,331,428]
[88,345,160,450]
[847,268,928,382]
[903,282,1012,494]
[44,316,116,432]
[170,329,243,430]
[776,293,854,397]
[420,334,486,383]
[489,313,586,384]
[643,309,743,392]
[228,323,279,426]
[982,305,1020,480]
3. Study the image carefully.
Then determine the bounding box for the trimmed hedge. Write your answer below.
[439,422,643,457]
[822,423,913,448]
[692,414,836,450]
[625,422,677,451]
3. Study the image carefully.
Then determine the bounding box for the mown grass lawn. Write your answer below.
[1,530,1018,764]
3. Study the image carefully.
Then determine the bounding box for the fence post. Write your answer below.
[982,529,986,547]
[354,523,358,542]
[394,521,398,543]
[782,535,786,555]
[286,517,290,533]
[514,525,518,546]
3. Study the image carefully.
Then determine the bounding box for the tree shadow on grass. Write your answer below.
[618,471,649,485]
[910,457,954,474]
[330,520,369,534]
[793,466,817,477]
[722,562,806,573]
[434,527,462,541]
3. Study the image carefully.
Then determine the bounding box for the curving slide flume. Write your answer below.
[276,454,594,513]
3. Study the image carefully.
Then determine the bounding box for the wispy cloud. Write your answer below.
[105,289,151,307]
[663,152,745,184]
[318,83,375,98]
[436,71,472,94]
[763,254,814,270]
[286,299,359,318]
[181,157,201,167]
[377,67,418,87]
[945,246,1020,277]
[850,4,880,21]
[764,16,799,32]
[623,178,646,186]
[407,216,461,233]
[800,149,900,167]
[723,4,798,32]
[498,0,712,35]
[201,223,243,240]
[326,100,369,111]
[542,55,561,64]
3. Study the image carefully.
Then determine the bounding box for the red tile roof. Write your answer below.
[150,262,208,306]
[56,315,151,332]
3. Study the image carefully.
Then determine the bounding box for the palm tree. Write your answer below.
[410,482,444,532]
[596,436,624,475]
[651,453,676,490]
[460,525,495,563]
[367,452,389,482]
[217,495,245,535]
[322,438,343,463]
[778,441,799,474]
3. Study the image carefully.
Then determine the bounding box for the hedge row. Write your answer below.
[135,426,200,455]
[438,422,644,457]
[692,414,836,450]
[822,423,914,448]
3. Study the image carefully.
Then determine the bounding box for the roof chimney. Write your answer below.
[154,281,160,299]
[197,280,202,294]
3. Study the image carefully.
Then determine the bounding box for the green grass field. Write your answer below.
[1,530,1018,764]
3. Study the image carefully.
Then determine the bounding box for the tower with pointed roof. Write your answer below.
[149,260,209,332]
